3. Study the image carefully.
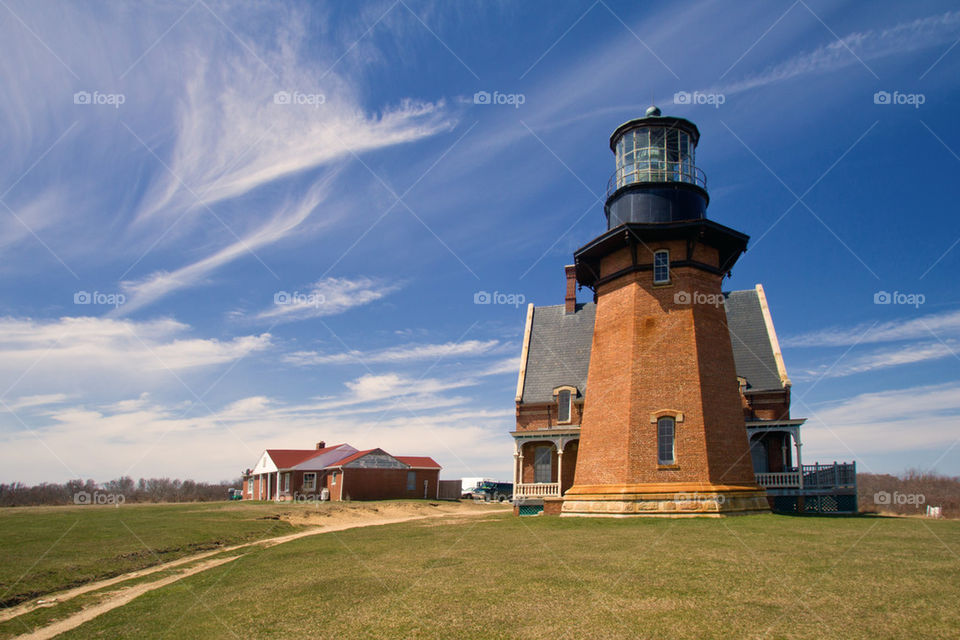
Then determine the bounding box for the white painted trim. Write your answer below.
[515,303,535,403]
[255,451,278,474]
[755,284,791,388]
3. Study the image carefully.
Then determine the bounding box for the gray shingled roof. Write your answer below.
[724,289,784,392]
[519,303,595,405]
[519,289,785,404]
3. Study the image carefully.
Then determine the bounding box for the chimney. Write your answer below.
[316,441,326,450]
[564,265,577,314]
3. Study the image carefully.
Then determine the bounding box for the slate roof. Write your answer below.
[724,289,785,392]
[518,288,787,404]
[519,303,595,404]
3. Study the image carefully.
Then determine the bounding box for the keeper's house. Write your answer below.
[242,441,441,501]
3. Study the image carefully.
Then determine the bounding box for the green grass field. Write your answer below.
[2,503,959,639]
[0,501,300,608]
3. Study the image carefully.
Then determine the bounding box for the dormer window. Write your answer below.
[654,250,670,284]
[553,386,576,425]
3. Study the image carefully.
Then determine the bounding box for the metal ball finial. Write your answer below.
[645,105,661,117]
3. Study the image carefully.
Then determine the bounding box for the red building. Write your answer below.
[511,107,856,516]
[242,441,441,502]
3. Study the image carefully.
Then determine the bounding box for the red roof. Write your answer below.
[267,445,345,469]
[397,456,441,469]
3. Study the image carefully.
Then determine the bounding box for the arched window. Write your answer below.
[657,416,675,465]
[557,389,571,423]
[654,250,670,284]
[554,386,576,425]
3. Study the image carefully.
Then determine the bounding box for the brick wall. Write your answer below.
[516,400,584,430]
[338,468,439,501]
[573,237,759,489]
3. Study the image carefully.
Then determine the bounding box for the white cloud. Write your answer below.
[797,340,959,380]
[286,338,500,365]
[0,370,514,483]
[0,316,271,397]
[782,309,960,348]
[714,10,960,96]
[803,382,960,460]
[255,277,400,324]
[2,394,71,412]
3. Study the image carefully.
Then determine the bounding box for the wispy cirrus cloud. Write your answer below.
[797,340,959,380]
[0,316,271,391]
[782,309,960,348]
[285,339,500,366]
[805,382,960,460]
[255,276,400,324]
[713,9,960,95]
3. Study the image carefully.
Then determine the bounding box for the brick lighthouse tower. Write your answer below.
[561,106,769,516]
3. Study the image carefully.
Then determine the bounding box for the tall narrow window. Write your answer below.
[406,470,416,491]
[657,416,676,465]
[654,250,670,284]
[557,389,572,423]
[534,446,552,483]
[331,471,338,485]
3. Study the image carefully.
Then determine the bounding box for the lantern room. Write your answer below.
[604,105,709,227]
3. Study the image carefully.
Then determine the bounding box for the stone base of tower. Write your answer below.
[561,483,769,517]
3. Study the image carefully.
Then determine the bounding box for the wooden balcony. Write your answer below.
[515,482,560,498]
[756,462,856,491]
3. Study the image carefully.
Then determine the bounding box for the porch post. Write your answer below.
[796,429,804,490]
[517,445,524,487]
[556,446,564,496]
[276,471,280,502]
[512,446,519,489]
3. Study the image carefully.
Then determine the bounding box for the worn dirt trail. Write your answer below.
[9,505,505,639]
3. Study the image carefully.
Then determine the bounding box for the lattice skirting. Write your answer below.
[772,494,858,514]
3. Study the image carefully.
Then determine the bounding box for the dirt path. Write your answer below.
[18,555,241,640]
[9,506,504,638]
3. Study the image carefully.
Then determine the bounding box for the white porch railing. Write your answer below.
[755,472,801,488]
[755,462,856,490]
[515,482,560,497]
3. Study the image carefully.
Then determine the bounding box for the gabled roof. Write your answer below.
[397,456,441,469]
[265,444,352,470]
[329,449,377,467]
[518,303,595,405]
[724,286,789,392]
[517,286,790,404]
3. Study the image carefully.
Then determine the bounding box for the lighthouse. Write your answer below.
[560,106,769,516]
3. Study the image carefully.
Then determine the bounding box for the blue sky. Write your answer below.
[1,0,959,484]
